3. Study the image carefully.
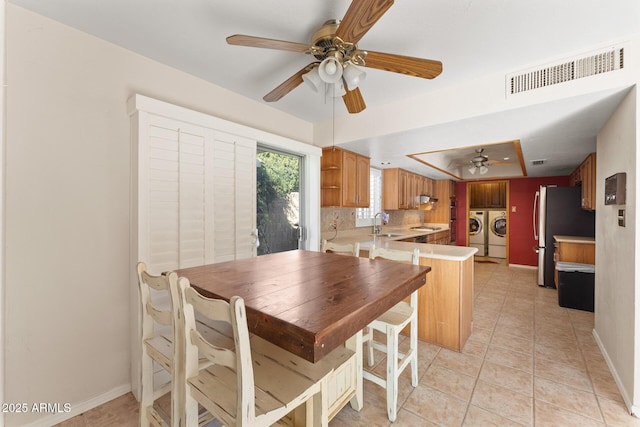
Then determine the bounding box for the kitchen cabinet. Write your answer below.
[418,255,473,351]
[553,236,595,288]
[468,182,507,209]
[570,153,596,211]
[429,230,450,245]
[400,230,450,244]
[423,180,456,225]
[321,147,370,208]
[383,168,434,210]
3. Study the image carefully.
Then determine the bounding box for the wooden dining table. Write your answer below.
[176,249,430,411]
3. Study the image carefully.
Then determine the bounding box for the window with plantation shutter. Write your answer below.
[356,168,382,227]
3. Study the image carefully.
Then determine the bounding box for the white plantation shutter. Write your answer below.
[135,112,256,273]
[234,140,257,259]
[356,168,382,227]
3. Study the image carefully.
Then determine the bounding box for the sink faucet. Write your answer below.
[373,211,389,235]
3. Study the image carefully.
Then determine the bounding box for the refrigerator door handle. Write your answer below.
[533,191,539,241]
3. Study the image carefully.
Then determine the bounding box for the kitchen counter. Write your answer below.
[552,235,595,288]
[329,226,477,261]
[554,235,596,244]
[328,225,476,352]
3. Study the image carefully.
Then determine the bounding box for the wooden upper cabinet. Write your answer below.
[569,152,596,211]
[468,182,506,209]
[383,168,422,210]
[321,147,370,208]
[424,180,455,224]
[384,170,448,212]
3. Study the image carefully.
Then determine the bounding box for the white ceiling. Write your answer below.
[10,0,640,179]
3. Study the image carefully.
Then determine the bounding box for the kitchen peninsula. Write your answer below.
[328,227,477,352]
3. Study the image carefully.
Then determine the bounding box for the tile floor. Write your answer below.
[56,258,639,426]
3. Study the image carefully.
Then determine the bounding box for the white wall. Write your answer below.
[4,5,314,426]
[595,87,639,414]
[1,2,6,426]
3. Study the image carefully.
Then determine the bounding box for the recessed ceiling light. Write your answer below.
[503,157,510,160]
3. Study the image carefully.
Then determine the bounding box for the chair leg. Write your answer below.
[386,327,398,423]
[365,327,375,366]
[140,351,154,427]
[410,315,419,387]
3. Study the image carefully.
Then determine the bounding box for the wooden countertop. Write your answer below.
[553,235,596,244]
[177,250,430,363]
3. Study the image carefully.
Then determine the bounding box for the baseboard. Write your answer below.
[592,329,639,417]
[21,383,132,427]
[507,263,537,270]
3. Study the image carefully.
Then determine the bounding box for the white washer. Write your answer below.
[488,211,507,258]
[469,211,487,256]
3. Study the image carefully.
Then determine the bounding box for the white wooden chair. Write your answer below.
[137,262,183,427]
[321,239,360,256]
[136,262,215,427]
[364,246,421,422]
[176,276,351,427]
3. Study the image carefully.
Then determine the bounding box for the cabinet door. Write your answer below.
[487,182,507,208]
[356,155,370,207]
[469,183,485,209]
[398,169,409,209]
[342,150,359,207]
[580,154,596,210]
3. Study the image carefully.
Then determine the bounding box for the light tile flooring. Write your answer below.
[57,258,639,426]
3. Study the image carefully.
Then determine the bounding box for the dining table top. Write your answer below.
[176,249,431,363]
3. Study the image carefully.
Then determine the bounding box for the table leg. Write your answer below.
[346,330,363,411]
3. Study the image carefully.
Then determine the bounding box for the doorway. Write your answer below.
[256,146,304,255]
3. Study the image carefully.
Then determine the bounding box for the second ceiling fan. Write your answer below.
[226,0,442,114]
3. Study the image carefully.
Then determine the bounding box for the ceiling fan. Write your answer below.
[226,0,442,114]
[465,148,513,175]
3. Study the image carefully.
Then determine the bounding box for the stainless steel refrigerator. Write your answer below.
[534,186,595,287]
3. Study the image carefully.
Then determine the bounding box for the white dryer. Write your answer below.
[468,211,487,256]
[488,210,507,258]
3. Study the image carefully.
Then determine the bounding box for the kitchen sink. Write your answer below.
[369,233,403,238]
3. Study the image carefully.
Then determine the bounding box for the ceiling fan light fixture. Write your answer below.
[479,165,489,175]
[318,56,344,84]
[302,67,322,92]
[342,62,366,90]
[468,166,476,175]
[326,80,346,98]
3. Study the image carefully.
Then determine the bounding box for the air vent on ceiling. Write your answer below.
[507,47,624,95]
[531,159,546,166]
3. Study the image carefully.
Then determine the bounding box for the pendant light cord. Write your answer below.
[331,91,336,152]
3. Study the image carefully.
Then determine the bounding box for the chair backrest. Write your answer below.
[177,277,255,425]
[368,246,420,265]
[321,239,360,256]
[137,261,177,342]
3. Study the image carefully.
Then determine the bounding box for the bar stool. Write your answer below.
[364,246,421,422]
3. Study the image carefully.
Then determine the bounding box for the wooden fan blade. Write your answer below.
[364,50,442,79]
[335,0,394,44]
[263,65,312,102]
[342,87,366,114]
[227,34,310,53]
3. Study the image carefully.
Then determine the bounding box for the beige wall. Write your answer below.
[595,87,639,413]
[5,5,313,426]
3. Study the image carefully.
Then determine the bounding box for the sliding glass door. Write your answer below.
[256,146,305,255]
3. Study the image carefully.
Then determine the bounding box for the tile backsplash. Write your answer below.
[320,208,424,239]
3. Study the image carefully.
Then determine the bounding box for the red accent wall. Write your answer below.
[454,176,570,266]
